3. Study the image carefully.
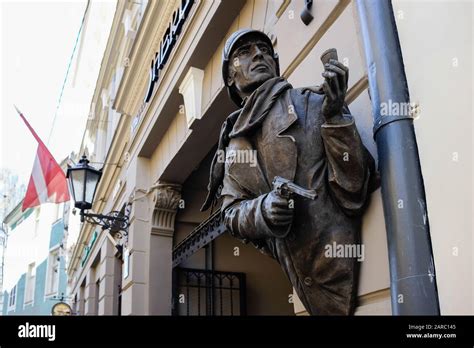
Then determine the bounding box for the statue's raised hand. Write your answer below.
[321,59,349,122]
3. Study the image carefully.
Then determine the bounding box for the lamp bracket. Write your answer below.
[80,203,131,239]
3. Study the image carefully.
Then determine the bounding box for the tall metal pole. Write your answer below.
[355,0,440,314]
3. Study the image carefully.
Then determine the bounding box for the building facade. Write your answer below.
[67,0,473,316]
[1,201,69,315]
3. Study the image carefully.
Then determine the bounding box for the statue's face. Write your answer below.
[227,35,277,97]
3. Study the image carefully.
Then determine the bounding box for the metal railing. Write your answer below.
[173,267,246,316]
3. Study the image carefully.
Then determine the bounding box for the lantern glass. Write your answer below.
[70,169,86,206]
[85,170,100,206]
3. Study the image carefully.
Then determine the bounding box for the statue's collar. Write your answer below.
[229,77,292,138]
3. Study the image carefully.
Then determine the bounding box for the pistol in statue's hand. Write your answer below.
[321,57,349,121]
[263,177,318,228]
[272,176,317,200]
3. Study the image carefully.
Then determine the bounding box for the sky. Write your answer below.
[0,0,115,210]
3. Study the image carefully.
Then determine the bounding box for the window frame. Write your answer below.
[8,285,17,311]
[24,262,36,306]
[44,247,61,298]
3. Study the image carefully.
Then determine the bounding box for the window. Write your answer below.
[25,262,36,304]
[46,249,60,296]
[8,285,16,309]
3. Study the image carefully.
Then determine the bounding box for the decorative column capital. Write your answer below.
[151,183,182,237]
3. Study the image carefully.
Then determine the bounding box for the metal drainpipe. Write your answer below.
[355,0,440,315]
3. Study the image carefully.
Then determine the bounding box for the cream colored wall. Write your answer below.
[274,0,347,77]
[392,0,473,315]
[149,110,190,184]
[212,233,294,316]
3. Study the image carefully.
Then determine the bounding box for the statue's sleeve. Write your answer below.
[320,110,376,216]
[219,167,282,258]
[220,174,275,242]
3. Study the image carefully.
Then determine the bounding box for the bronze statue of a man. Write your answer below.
[202,29,377,315]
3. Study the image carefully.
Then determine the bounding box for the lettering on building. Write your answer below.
[144,0,194,103]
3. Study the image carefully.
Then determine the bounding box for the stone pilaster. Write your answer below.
[98,238,118,315]
[149,183,181,314]
[84,267,98,315]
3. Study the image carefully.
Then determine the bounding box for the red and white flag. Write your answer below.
[15,106,70,211]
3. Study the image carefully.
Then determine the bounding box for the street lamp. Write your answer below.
[67,155,101,211]
[66,155,130,239]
